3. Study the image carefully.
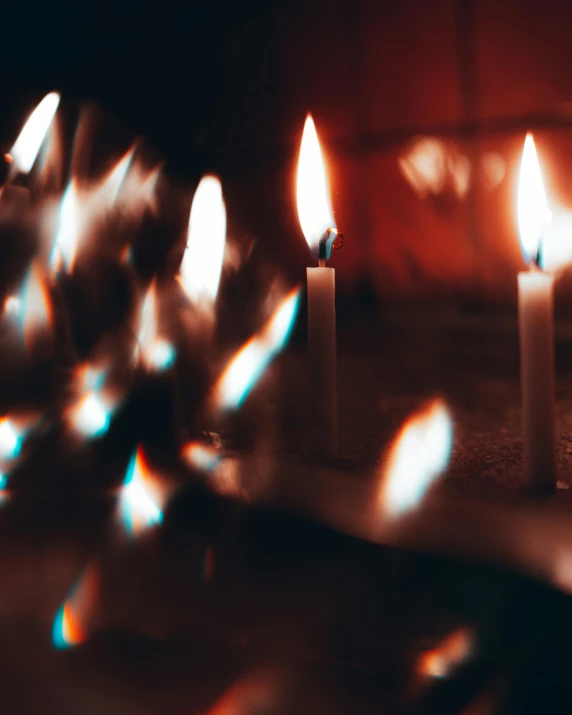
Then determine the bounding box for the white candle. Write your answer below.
[297,114,340,459]
[307,265,337,457]
[517,133,557,488]
[518,271,556,487]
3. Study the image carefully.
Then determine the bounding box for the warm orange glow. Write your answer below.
[20,261,52,350]
[206,672,278,715]
[120,447,164,536]
[380,399,453,517]
[211,287,301,411]
[10,92,60,175]
[51,179,80,272]
[296,114,336,256]
[418,628,472,678]
[180,175,226,307]
[136,282,175,371]
[518,133,552,265]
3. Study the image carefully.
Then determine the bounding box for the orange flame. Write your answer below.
[418,627,473,678]
[20,261,52,351]
[10,92,60,175]
[180,175,226,307]
[296,114,336,255]
[380,399,453,517]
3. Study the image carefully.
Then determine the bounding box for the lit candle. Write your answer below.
[296,115,342,459]
[517,133,556,489]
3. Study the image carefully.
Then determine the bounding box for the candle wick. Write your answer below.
[318,258,326,268]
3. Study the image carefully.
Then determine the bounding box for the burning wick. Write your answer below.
[516,133,557,489]
[297,114,340,458]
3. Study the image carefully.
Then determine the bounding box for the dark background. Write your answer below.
[5,0,572,301]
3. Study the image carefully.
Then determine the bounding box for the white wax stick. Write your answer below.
[518,270,556,488]
[307,266,337,458]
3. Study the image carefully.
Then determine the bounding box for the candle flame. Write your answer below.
[137,282,175,371]
[20,261,52,350]
[9,92,60,175]
[120,447,164,537]
[418,627,473,678]
[296,114,336,257]
[381,399,453,517]
[180,175,226,307]
[211,287,301,411]
[518,133,551,265]
[50,180,80,272]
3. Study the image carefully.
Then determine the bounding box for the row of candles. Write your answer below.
[0,93,565,489]
[0,91,559,651]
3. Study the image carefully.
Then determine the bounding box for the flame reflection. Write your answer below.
[50,180,79,272]
[180,175,226,307]
[10,92,60,175]
[0,418,22,460]
[52,563,98,650]
[297,114,336,255]
[518,133,552,265]
[418,627,473,678]
[182,442,221,472]
[120,447,164,537]
[137,282,176,371]
[381,399,453,517]
[20,262,52,349]
[212,287,301,411]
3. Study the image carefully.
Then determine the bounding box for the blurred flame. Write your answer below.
[120,447,163,536]
[518,133,552,265]
[180,175,226,307]
[52,602,85,649]
[101,146,135,202]
[50,180,79,272]
[66,364,119,438]
[182,443,240,496]
[212,287,301,411]
[182,442,221,472]
[419,627,473,678]
[537,209,572,272]
[52,563,98,650]
[68,392,112,438]
[399,137,471,199]
[297,114,336,254]
[20,261,52,349]
[137,282,176,371]
[381,399,453,517]
[3,295,21,319]
[10,92,60,175]
[0,418,22,460]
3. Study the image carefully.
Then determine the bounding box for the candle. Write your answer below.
[296,114,341,459]
[517,133,556,489]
